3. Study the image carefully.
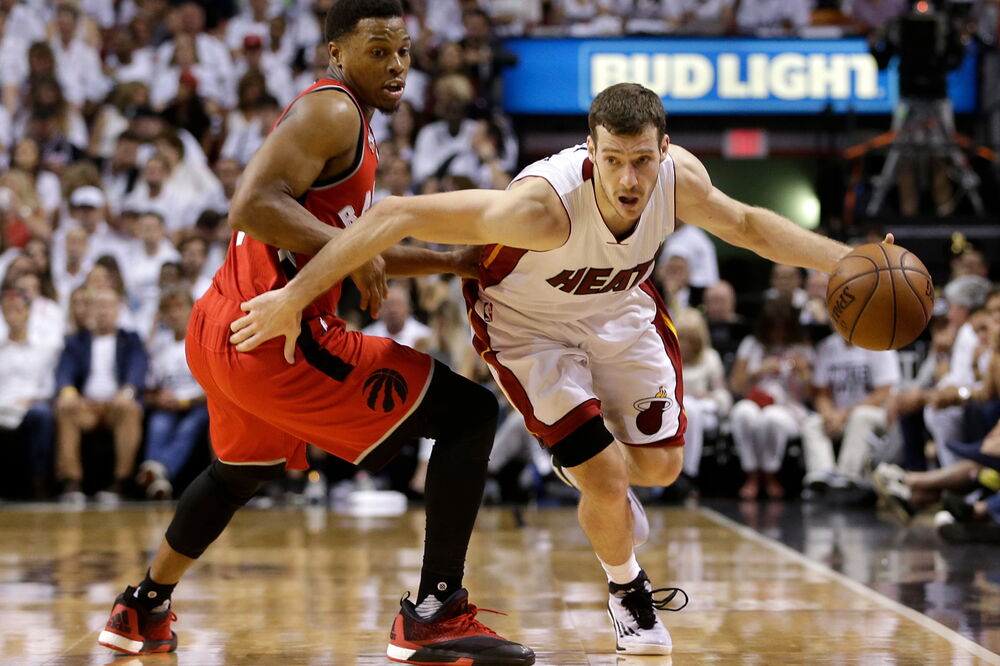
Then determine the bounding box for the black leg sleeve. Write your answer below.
[378,361,499,600]
[165,459,285,559]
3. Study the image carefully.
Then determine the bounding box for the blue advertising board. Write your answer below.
[501,38,978,115]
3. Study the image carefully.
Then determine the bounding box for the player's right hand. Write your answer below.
[230,288,302,364]
[350,254,388,319]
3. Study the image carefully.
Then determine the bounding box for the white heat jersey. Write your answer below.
[475,143,676,321]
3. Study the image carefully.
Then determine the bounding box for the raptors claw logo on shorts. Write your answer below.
[363,368,409,412]
[633,387,672,436]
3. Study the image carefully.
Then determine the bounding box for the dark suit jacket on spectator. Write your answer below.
[55,330,148,396]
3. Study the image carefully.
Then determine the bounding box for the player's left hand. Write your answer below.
[350,254,388,319]
[230,289,302,363]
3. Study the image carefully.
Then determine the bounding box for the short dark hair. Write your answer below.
[588,83,667,142]
[325,0,403,42]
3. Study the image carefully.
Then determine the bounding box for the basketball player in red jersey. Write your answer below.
[97,2,534,664]
[231,83,895,656]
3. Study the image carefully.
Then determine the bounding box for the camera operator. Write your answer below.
[869,0,974,215]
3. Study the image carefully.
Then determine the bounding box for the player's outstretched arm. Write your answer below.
[229,179,566,359]
[669,144,853,274]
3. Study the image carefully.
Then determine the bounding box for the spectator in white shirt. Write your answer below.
[123,211,181,336]
[675,308,731,480]
[178,235,212,301]
[362,283,434,352]
[375,156,415,203]
[234,34,295,105]
[659,220,719,289]
[764,263,809,310]
[156,2,236,109]
[150,32,228,111]
[99,130,141,215]
[122,153,193,235]
[9,136,61,219]
[801,334,901,491]
[49,2,108,109]
[225,0,275,52]
[9,269,64,350]
[220,94,280,166]
[51,226,90,309]
[51,186,130,276]
[135,288,207,500]
[411,75,481,188]
[0,288,58,497]
[104,22,155,88]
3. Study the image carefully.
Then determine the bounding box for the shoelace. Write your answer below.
[439,602,505,638]
[620,586,689,630]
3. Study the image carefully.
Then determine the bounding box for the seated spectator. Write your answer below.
[656,253,695,312]
[362,282,434,352]
[555,0,625,36]
[135,289,207,500]
[178,235,212,300]
[85,255,139,333]
[49,1,109,110]
[98,130,141,217]
[375,156,415,202]
[764,263,808,309]
[9,268,65,349]
[799,269,832,329]
[702,279,749,374]
[412,74,481,188]
[729,298,814,500]
[220,94,281,166]
[670,0,735,35]
[225,0,274,53]
[235,34,295,106]
[52,185,129,275]
[923,278,994,468]
[800,331,901,493]
[0,288,59,498]
[54,288,147,504]
[735,0,812,35]
[9,136,62,221]
[675,308,731,482]
[848,0,910,35]
[123,211,181,337]
[659,220,719,290]
[52,228,90,309]
[122,153,196,234]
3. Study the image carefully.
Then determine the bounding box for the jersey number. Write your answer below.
[337,188,374,226]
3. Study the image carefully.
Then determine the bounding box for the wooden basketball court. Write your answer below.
[1,504,997,665]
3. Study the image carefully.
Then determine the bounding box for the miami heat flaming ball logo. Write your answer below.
[633,387,672,435]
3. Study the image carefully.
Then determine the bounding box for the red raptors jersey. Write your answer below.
[211,78,379,322]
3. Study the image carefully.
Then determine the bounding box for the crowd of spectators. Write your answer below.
[0,0,998,548]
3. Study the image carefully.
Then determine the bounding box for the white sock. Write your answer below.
[599,552,641,586]
[414,595,443,619]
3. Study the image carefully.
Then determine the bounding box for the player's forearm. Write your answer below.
[230,193,341,255]
[742,206,850,274]
[382,245,460,277]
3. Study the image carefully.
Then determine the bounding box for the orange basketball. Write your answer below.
[826,242,934,351]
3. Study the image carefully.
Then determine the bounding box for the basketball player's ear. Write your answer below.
[660,133,670,161]
[328,41,342,68]
[586,135,596,162]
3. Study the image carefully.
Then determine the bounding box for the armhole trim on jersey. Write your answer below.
[306,84,367,191]
[509,174,573,253]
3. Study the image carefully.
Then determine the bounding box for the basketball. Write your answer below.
[826,243,934,351]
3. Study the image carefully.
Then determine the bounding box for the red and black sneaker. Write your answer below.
[387,588,535,665]
[97,585,178,655]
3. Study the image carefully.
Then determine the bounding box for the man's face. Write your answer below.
[588,125,668,223]
[143,158,168,187]
[1,294,29,331]
[114,138,139,168]
[137,214,164,244]
[770,265,801,295]
[73,205,102,232]
[704,284,735,321]
[92,291,120,332]
[56,8,77,40]
[162,298,192,335]
[181,240,206,275]
[330,17,411,113]
[381,287,410,331]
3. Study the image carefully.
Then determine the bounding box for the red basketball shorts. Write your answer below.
[186,287,434,470]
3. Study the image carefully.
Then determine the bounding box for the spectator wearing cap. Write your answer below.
[52,186,128,277]
[49,2,109,110]
[234,33,295,106]
[0,288,59,498]
[54,287,146,505]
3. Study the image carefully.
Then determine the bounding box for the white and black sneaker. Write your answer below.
[607,570,687,655]
[869,462,915,522]
[552,458,649,547]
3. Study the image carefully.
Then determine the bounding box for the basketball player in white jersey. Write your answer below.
[230,83,886,655]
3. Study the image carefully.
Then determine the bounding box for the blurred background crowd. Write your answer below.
[0,0,999,547]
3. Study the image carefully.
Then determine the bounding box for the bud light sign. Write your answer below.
[501,38,977,114]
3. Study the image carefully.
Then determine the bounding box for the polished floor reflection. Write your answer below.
[0,503,997,665]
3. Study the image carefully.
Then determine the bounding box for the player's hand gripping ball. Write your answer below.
[826,242,934,351]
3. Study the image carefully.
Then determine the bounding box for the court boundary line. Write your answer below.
[699,506,1000,665]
